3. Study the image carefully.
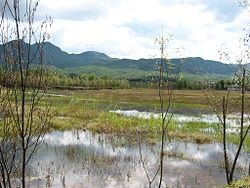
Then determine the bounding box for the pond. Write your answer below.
[25,129,249,188]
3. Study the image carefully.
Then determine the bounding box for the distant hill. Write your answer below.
[0,41,240,79]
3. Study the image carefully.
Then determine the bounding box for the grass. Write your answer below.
[38,89,249,148]
[55,89,209,111]
[46,93,99,130]
[53,88,250,112]
[2,88,248,146]
[1,88,249,148]
[179,121,218,133]
[1,88,249,187]
[223,177,250,188]
[45,90,214,144]
[226,134,250,152]
[87,112,167,143]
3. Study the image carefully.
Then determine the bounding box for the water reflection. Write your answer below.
[111,110,250,133]
[27,130,249,188]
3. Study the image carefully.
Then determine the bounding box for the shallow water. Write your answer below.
[111,110,250,133]
[23,130,249,188]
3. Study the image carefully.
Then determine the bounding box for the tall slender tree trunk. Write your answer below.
[22,147,26,188]
[222,97,230,184]
[229,68,245,183]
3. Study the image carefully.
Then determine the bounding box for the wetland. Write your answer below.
[19,89,250,187]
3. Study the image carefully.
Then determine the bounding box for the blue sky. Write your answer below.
[36,0,249,61]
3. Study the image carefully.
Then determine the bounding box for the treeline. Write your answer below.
[128,77,248,91]
[0,68,129,90]
[175,78,250,90]
[128,77,205,90]
[175,79,204,90]
[49,72,129,89]
[1,67,246,90]
[214,79,235,90]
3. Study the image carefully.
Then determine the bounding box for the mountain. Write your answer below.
[0,41,241,78]
[42,43,238,78]
[38,42,113,68]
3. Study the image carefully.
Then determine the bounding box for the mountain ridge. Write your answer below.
[0,41,242,78]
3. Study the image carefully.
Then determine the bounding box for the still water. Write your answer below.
[111,110,250,133]
[25,129,249,188]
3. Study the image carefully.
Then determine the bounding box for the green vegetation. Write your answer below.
[2,42,235,78]
[49,71,129,89]
[2,88,249,148]
[37,89,249,149]
[0,68,130,90]
[1,66,242,91]
[1,87,249,187]
[223,177,250,188]
[0,88,247,142]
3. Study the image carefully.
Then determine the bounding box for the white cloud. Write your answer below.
[34,0,249,61]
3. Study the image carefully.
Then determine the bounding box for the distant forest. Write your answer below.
[0,68,244,90]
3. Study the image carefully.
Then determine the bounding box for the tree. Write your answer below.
[0,88,18,188]
[204,1,250,184]
[156,33,175,188]
[139,31,181,188]
[205,67,249,185]
[0,0,52,187]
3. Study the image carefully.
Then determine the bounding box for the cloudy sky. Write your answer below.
[35,0,249,61]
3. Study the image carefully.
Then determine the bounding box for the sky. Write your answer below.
[31,0,250,61]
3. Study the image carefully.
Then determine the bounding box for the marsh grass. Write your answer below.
[85,111,216,144]
[87,112,160,143]
[222,176,250,188]
[163,151,185,159]
[180,121,218,133]
[46,94,99,130]
[67,89,250,112]
[226,134,250,152]
[6,89,248,148]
